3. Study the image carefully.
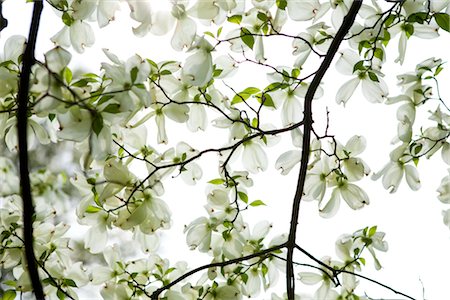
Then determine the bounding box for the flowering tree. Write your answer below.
[0,0,449,299]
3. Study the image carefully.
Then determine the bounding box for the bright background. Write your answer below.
[2,1,450,299]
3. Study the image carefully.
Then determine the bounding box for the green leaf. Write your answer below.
[103,103,121,114]
[384,14,396,27]
[130,66,139,83]
[407,12,429,24]
[251,117,259,128]
[63,278,78,287]
[231,93,250,105]
[213,68,223,77]
[63,67,72,84]
[368,72,379,82]
[204,31,215,38]
[57,289,65,300]
[255,93,275,108]
[160,69,172,75]
[85,205,102,213]
[434,13,450,32]
[92,113,104,135]
[242,87,260,94]
[435,65,444,76]
[227,15,242,25]
[238,191,248,203]
[353,60,365,73]
[217,26,223,37]
[3,290,16,300]
[249,200,266,207]
[257,12,268,22]
[291,68,300,78]
[72,77,97,87]
[413,157,419,166]
[208,178,225,185]
[62,11,74,26]
[240,28,255,50]
[373,48,384,60]
[240,273,248,283]
[368,225,377,237]
[48,113,56,121]
[276,0,287,10]
[382,29,391,46]
[261,263,268,276]
[403,23,414,38]
[359,257,366,265]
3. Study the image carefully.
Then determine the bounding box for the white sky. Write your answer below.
[2,1,450,299]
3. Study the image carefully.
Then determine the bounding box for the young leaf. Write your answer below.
[238,191,248,203]
[130,66,139,83]
[208,178,225,185]
[228,15,242,25]
[434,13,450,32]
[3,290,16,300]
[368,72,379,82]
[92,113,104,135]
[249,200,266,207]
[240,28,255,50]
[353,60,365,73]
[276,0,287,10]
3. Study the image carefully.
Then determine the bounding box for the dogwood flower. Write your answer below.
[372,159,421,193]
[335,49,388,105]
[319,180,369,218]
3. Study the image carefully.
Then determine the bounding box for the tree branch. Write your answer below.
[285,1,362,299]
[150,243,287,299]
[17,1,44,299]
[0,0,8,32]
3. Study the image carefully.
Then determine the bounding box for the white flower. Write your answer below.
[335,49,388,105]
[319,181,369,218]
[438,170,450,204]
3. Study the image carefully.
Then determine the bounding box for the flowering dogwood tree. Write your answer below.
[0,0,449,299]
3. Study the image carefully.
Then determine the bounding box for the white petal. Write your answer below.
[336,77,360,105]
[181,50,213,87]
[382,162,403,193]
[275,150,301,175]
[70,21,95,53]
[85,224,107,253]
[4,35,26,62]
[345,135,366,156]
[44,46,72,73]
[438,173,450,204]
[336,49,360,75]
[97,0,120,28]
[287,0,320,21]
[405,164,421,191]
[442,143,450,165]
[150,10,175,35]
[171,17,197,51]
[188,1,220,20]
[319,188,341,218]
[361,78,388,103]
[340,183,369,209]
[299,272,323,285]
[243,141,268,173]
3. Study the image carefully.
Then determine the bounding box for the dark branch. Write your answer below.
[17,1,44,299]
[285,1,363,299]
[0,0,8,32]
[150,243,287,299]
